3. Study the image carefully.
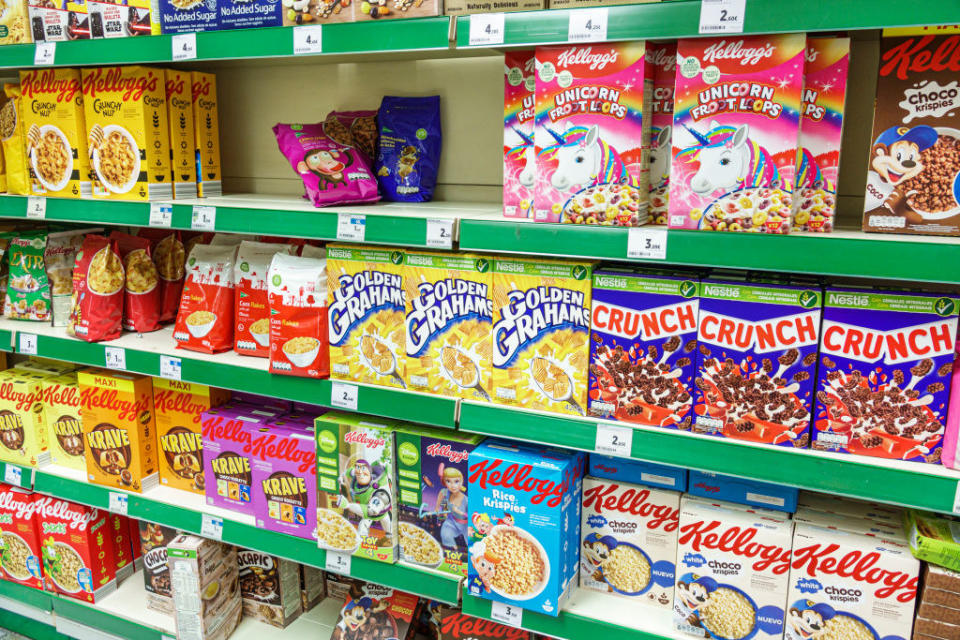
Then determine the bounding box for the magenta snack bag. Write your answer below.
[272,122,380,208]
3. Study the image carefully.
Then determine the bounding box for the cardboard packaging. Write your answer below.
[41,374,84,471]
[688,470,798,513]
[168,535,241,640]
[445,0,541,14]
[0,0,30,44]
[0,371,47,467]
[251,423,318,541]
[237,549,302,628]
[201,405,275,515]
[28,0,89,41]
[0,485,44,589]
[139,520,180,614]
[503,49,535,219]
[191,72,222,197]
[353,0,440,21]
[165,69,198,199]
[159,0,218,32]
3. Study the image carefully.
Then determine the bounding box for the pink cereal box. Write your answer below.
[793,37,850,233]
[251,423,318,541]
[201,406,274,516]
[534,42,651,226]
[647,41,677,226]
[669,35,805,233]
[504,50,536,219]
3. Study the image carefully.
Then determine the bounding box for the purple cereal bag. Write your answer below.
[272,122,380,208]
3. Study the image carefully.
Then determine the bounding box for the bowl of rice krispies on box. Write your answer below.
[191,71,222,198]
[237,548,303,628]
[647,41,677,225]
[42,374,85,472]
[674,496,793,640]
[694,279,822,448]
[0,485,45,588]
[139,521,180,614]
[0,371,47,467]
[331,582,420,640]
[250,423,318,541]
[201,405,275,515]
[491,257,592,416]
[589,270,699,428]
[327,244,406,389]
[812,288,959,462]
[786,523,918,640]
[403,251,492,401]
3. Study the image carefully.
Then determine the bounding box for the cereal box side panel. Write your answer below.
[39,502,117,603]
[338,423,397,563]
[504,49,536,219]
[80,371,142,491]
[648,41,677,225]
[0,0,30,44]
[0,487,45,588]
[133,373,158,483]
[164,69,198,199]
[43,376,86,472]
[191,71,222,198]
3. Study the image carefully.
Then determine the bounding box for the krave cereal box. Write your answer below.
[670,35,805,232]
[0,372,47,467]
[648,41,677,225]
[201,405,273,515]
[43,374,84,472]
[0,485,44,589]
[251,423,318,541]
[37,498,117,603]
[504,49,535,219]
[813,288,959,462]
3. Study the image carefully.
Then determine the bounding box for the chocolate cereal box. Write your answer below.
[0,371,47,468]
[0,485,44,589]
[191,71,222,198]
[237,549,302,628]
[201,405,273,515]
[491,256,592,416]
[647,41,677,225]
[251,423,318,541]
[42,374,84,472]
[139,520,179,614]
[164,69,197,199]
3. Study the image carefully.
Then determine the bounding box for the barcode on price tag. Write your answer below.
[490,602,522,627]
[326,551,351,574]
[149,203,173,227]
[469,12,504,46]
[595,423,632,457]
[201,514,223,540]
[108,492,128,515]
[19,333,37,355]
[627,227,668,260]
[160,356,182,381]
[105,347,126,370]
[330,381,358,411]
[172,33,197,61]
[568,8,607,42]
[293,25,323,54]
[34,42,55,66]
[699,0,746,33]
[337,213,366,242]
[426,218,454,249]
[26,197,46,219]
[4,464,22,487]
[192,205,216,231]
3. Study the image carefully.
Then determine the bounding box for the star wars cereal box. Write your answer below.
[37,498,117,603]
[669,34,805,233]
[0,0,30,44]
[202,406,274,515]
[192,72,222,198]
[237,549,302,628]
[139,521,179,614]
[154,379,229,495]
[0,485,44,589]
[813,288,959,462]
[403,251,492,400]
[504,49,535,219]
[330,583,420,640]
[78,369,158,493]
[251,423,318,541]
[327,244,406,388]
[534,42,651,225]
[0,371,46,467]
[580,476,679,608]
[163,69,197,199]
[786,523,918,640]
[675,496,793,640]
[28,0,89,42]
[168,535,242,640]
[793,37,849,232]
[589,270,699,428]
[42,374,84,472]
[491,257,592,416]
[87,0,131,38]
[694,280,822,447]
[648,41,677,225]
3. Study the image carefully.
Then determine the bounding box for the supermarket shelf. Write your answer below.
[0,581,64,640]
[459,401,960,515]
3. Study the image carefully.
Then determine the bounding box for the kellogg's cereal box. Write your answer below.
[589,270,699,428]
[670,35,805,232]
[429,603,533,640]
[191,71,222,198]
[164,69,197,200]
[327,244,406,388]
[535,42,651,225]
[78,369,158,493]
[813,288,959,462]
[201,405,273,515]
[504,49,535,219]
[37,498,117,603]
[0,485,44,589]
[0,371,47,468]
[139,520,179,614]
[694,280,822,447]
[491,257,591,416]
[648,41,677,225]
[251,423,317,541]
[588,453,688,491]
[108,512,133,581]
[42,374,84,471]
[403,251,492,400]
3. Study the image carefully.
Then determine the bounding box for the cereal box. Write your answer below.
[694,280,822,447]
[669,35,805,232]
[237,549,302,628]
[0,371,46,467]
[797,492,901,521]
[327,244,406,388]
[153,379,230,495]
[792,507,904,540]
[19,69,90,198]
[282,0,353,25]
[159,0,217,33]
[164,69,197,200]
[786,523,918,640]
[503,49,535,219]
[41,375,83,471]
[0,0,30,44]
[687,471,798,513]
[251,423,318,541]
[191,72,222,198]
[0,485,44,589]
[219,0,281,29]
[588,454,687,491]
[403,251,492,400]
[127,0,159,33]
[793,37,849,232]
[675,496,793,640]
[580,476,679,608]
[429,603,533,640]
[108,513,133,581]
[491,256,592,416]
[28,0,89,42]
[139,520,179,614]
[647,41,677,225]
[444,0,541,15]
[300,563,325,612]
[352,0,439,21]
[78,369,158,493]
[331,583,420,640]
[589,270,699,428]
[534,42,651,225]
[87,0,128,37]
[201,405,273,515]
[813,288,959,462]
[37,498,117,603]
[168,535,242,640]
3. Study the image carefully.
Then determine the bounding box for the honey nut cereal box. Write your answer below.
[669,34,805,233]
[580,476,679,608]
[647,41,677,225]
[491,256,591,415]
[37,498,117,603]
[0,485,44,589]
[403,250,493,400]
[786,523,918,640]
[534,42,652,225]
[0,0,30,45]
[0,372,47,468]
[78,369,158,493]
[327,244,406,388]
[19,69,90,198]
[153,378,230,495]
[674,496,793,640]
[164,69,197,199]
[42,374,85,472]
[250,423,318,541]
[201,405,274,515]
[503,49,535,219]
[191,72,222,198]
[812,288,959,462]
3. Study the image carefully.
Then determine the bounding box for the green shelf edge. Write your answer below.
[0,611,67,640]
[52,596,163,640]
[0,578,54,612]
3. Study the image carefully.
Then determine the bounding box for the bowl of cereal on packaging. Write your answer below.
[186,310,217,338]
[399,522,443,569]
[316,508,361,553]
[93,125,140,194]
[483,524,550,600]
[30,125,72,193]
[86,246,124,296]
[686,579,759,640]
[249,318,270,347]
[599,541,654,596]
[1,531,36,580]
[283,336,320,368]
[905,126,960,221]
[44,542,87,594]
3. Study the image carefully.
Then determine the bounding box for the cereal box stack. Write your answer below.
[589,453,688,492]
[108,512,134,581]
[331,583,421,640]
[647,41,677,225]
[237,549,303,628]
[503,49,535,219]
[42,374,88,471]
[0,484,44,589]
[202,405,274,515]
[0,370,47,467]
[37,498,117,603]
[251,422,318,541]
[689,471,798,513]
[191,72,222,198]
[27,0,88,42]
[913,563,960,640]
[139,520,179,614]
[168,535,242,640]
[164,69,197,199]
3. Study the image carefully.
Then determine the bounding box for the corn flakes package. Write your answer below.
[2,84,29,195]
[267,253,328,378]
[110,231,160,333]
[173,243,236,354]
[69,234,124,342]
[235,240,294,357]
[137,229,186,323]
[4,231,50,322]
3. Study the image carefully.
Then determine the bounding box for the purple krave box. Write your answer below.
[252,424,318,540]
[202,406,272,515]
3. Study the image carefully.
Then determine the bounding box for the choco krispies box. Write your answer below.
[812,287,959,462]
[251,422,318,541]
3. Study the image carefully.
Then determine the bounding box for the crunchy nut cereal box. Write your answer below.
[327,244,406,388]
[139,520,179,614]
[0,371,47,468]
[503,49,535,219]
[648,41,677,226]
[42,373,85,472]
[164,69,197,200]
[0,485,44,589]
[191,71,222,198]
[37,498,117,603]
[78,369,158,493]
[491,256,592,416]
[403,251,492,400]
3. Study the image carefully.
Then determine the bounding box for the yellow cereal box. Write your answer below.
[81,66,172,201]
[403,250,492,400]
[79,369,158,493]
[491,256,592,415]
[191,71,221,198]
[0,0,30,45]
[42,374,84,472]
[164,69,197,200]
[327,244,406,388]
[19,68,90,198]
[0,370,46,467]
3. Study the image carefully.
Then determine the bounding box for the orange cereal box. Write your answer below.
[0,370,47,468]
[191,71,221,198]
[164,69,197,200]
[42,374,85,472]
[79,369,158,493]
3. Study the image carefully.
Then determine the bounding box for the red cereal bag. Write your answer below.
[234,240,294,357]
[68,235,124,343]
[111,232,161,334]
[267,253,328,378]
[138,229,186,323]
[174,244,236,354]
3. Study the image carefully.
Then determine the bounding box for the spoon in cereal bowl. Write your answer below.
[359,334,405,388]
[441,346,490,401]
[530,356,584,415]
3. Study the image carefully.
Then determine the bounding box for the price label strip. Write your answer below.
[160,355,182,381]
[108,492,129,515]
[19,333,38,356]
[325,550,351,574]
[490,601,522,627]
[331,381,358,411]
[105,347,126,371]
[293,25,323,54]
[627,227,668,260]
[34,42,55,66]
[172,33,198,61]
[4,464,22,487]
[149,203,173,227]
[26,197,46,220]
[426,218,454,249]
[192,205,216,231]
[469,12,505,46]
[337,213,366,242]
[201,514,224,540]
[699,0,746,34]
[595,423,633,457]
[568,8,608,43]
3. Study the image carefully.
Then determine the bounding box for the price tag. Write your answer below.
[19,333,37,355]
[325,551,351,574]
[4,464,22,487]
[568,8,607,42]
[104,347,126,371]
[149,203,173,227]
[293,25,323,55]
[468,13,504,46]
[330,381,358,411]
[337,213,366,242]
[191,205,216,231]
[26,197,46,220]
[627,227,668,260]
[595,423,633,457]
[490,601,522,627]
[160,356,182,381]
[426,218,454,249]
[200,514,224,540]
[34,42,55,66]
[699,0,746,33]
[108,492,128,515]
[172,33,197,61]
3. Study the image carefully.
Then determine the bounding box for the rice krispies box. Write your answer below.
[503,49,535,220]
[589,270,699,428]
[669,35,805,233]
[694,280,822,447]
[251,423,318,541]
[37,498,117,603]
[648,41,677,225]
[0,371,47,467]
[42,374,85,472]
[201,405,274,514]
[0,485,44,589]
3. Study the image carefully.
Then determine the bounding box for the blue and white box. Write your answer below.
[688,470,798,513]
[160,0,218,33]
[589,454,687,492]
[218,0,281,30]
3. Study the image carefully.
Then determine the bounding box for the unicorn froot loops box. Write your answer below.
[669,35,805,233]
[504,50,536,219]
[648,42,677,225]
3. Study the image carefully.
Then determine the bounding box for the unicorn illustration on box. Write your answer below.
[675,121,780,196]
[793,147,837,232]
[649,125,673,191]
[507,127,536,190]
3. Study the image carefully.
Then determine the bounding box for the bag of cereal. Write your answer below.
[46,229,95,327]
[375,95,441,203]
[267,253,328,378]
[174,243,236,354]
[68,234,125,342]
[5,231,51,322]
[234,240,294,357]
[137,229,186,323]
[111,231,161,333]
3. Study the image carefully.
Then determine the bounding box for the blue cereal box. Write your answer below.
[688,470,798,513]
[694,280,822,448]
[218,0,281,29]
[160,0,217,32]
[813,288,959,463]
[590,270,700,429]
[589,454,687,492]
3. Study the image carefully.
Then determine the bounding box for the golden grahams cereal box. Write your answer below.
[403,250,492,400]
[491,256,592,415]
[0,370,46,467]
[191,71,222,198]
[42,373,84,472]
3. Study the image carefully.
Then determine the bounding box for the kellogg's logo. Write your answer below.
[790,543,917,602]
[425,442,470,464]
[80,387,150,422]
[880,34,960,80]
[556,46,620,71]
[581,482,679,531]
[678,519,792,574]
[82,67,159,101]
[468,458,566,508]
[0,490,40,520]
[702,40,776,66]
[493,286,589,367]
[343,429,386,449]
[406,278,491,356]
[328,270,404,346]
[36,499,97,531]
[647,46,676,72]
[154,388,208,424]
[440,612,530,639]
